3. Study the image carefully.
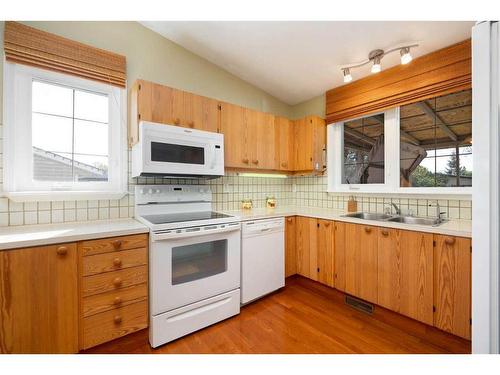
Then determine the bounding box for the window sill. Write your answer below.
[327,187,472,199]
[3,191,128,203]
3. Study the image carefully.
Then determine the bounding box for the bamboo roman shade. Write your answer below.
[3,21,126,88]
[325,39,471,124]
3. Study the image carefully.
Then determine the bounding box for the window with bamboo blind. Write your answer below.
[3,21,126,88]
[325,39,471,124]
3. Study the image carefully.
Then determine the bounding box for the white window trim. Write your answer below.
[327,107,472,197]
[2,62,127,202]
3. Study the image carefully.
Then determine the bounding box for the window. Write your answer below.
[343,113,385,184]
[328,89,472,195]
[3,63,126,201]
[399,90,472,188]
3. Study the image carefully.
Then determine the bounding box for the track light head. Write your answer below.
[343,68,353,83]
[400,47,412,64]
[371,57,381,73]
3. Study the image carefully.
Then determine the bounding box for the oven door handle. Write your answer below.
[151,224,240,242]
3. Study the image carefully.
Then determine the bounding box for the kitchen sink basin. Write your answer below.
[386,216,442,226]
[342,212,444,226]
[343,212,393,220]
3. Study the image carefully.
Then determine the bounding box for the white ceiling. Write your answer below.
[141,21,475,106]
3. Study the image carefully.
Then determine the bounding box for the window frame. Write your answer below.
[2,62,127,202]
[327,106,472,197]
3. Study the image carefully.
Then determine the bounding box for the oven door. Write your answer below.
[141,123,223,176]
[150,224,241,315]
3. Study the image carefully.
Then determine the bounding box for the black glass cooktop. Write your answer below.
[142,211,233,225]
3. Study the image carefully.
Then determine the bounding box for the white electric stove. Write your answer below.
[135,185,241,348]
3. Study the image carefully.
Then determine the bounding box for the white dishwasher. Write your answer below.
[241,217,285,304]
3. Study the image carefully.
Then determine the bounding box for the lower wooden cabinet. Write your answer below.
[0,243,79,354]
[377,228,434,325]
[345,223,378,304]
[434,234,471,340]
[285,216,297,277]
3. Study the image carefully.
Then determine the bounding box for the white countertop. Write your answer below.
[224,206,472,238]
[0,219,149,251]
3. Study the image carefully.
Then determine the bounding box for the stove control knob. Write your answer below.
[148,189,153,194]
[155,189,161,194]
[140,189,145,194]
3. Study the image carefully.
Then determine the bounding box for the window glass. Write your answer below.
[343,113,385,184]
[31,80,109,183]
[399,89,472,187]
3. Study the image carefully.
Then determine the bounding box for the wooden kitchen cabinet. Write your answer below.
[293,116,326,173]
[295,216,334,286]
[317,219,334,287]
[345,223,378,303]
[275,116,295,171]
[285,216,297,277]
[296,216,317,279]
[0,243,79,353]
[333,221,346,291]
[129,80,219,145]
[245,108,276,170]
[433,235,471,340]
[377,228,433,325]
[220,102,249,169]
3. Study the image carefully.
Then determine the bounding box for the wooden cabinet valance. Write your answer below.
[3,21,126,88]
[325,39,471,123]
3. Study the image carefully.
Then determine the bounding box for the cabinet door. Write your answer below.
[296,216,317,279]
[220,102,249,168]
[275,116,294,171]
[293,117,313,171]
[173,91,219,132]
[434,235,471,339]
[345,223,378,303]
[377,228,433,325]
[0,243,78,353]
[311,116,326,172]
[285,216,297,277]
[334,221,346,291]
[317,219,334,287]
[246,108,275,170]
[150,82,174,124]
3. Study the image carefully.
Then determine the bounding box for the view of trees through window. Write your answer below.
[343,113,385,184]
[400,89,472,187]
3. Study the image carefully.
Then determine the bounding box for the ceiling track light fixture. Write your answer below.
[340,43,419,83]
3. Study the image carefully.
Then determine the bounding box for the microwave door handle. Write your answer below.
[152,224,240,242]
[209,144,216,169]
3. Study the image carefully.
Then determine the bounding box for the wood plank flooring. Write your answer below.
[83,276,471,354]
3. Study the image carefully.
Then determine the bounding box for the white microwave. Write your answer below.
[131,121,224,178]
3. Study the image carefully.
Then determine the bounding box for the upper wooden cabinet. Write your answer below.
[129,80,220,145]
[0,243,79,353]
[377,228,434,325]
[294,116,326,173]
[345,223,378,303]
[275,116,295,171]
[434,235,471,340]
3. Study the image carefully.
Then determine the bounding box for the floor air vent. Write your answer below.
[345,295,374,315]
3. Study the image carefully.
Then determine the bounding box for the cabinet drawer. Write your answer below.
[79,234,148,257]
[82,265,148,297]
[82,283,148,317]
[82,301,148,349]
[82,248,147,276]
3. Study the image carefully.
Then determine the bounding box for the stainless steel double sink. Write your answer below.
[341,212,443,226]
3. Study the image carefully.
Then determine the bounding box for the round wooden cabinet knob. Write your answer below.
[242,158,249,164]
[445,237,456,245]
[114,296,122,305]
[112,240,122,250]
[381,230,389,236]
[324,222,330,227]
[174,118,180,125]
[56,246,68,256]
[113,315,122,325]
[113,258,122,267]
[364,226,372,233]
[113,277,122,287]
[188,121,195,128]
[252,159,259,165]
[281,162,287,168]
[286,217,293,223]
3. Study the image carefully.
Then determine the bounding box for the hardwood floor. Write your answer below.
[83,276,471,354]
